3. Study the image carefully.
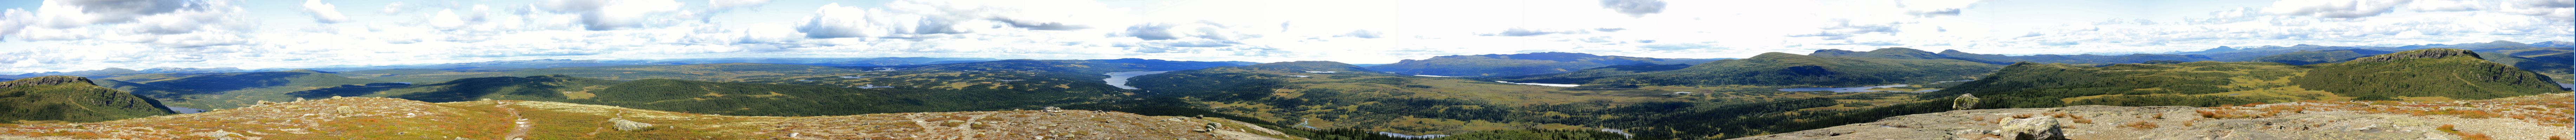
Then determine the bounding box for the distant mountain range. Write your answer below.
[1585,51,2003,87]
[1364,52,1727,77]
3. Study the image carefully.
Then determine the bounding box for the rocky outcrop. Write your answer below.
[1736,93,2576,140]
[2349,48,2477,62]
[609,118,654,131]
[1952,93,1980,110]
[0,76,95,89]
[1997,117,2064,140]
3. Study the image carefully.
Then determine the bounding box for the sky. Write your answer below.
[0,0,2567,73]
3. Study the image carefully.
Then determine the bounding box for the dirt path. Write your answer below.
[501,101,531,140]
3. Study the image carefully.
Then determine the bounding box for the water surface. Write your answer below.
[1105,71,1172,90]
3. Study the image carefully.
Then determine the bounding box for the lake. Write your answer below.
[167,106,206,114]
[1777,84,1914,92]
[1495,81,1580,87]
[1105,71,1172,90]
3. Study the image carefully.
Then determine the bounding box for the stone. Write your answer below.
[610,118,655,131]
[1952,93,1980,110]
[1998,117,2066,140]
[1042,106,1063,112]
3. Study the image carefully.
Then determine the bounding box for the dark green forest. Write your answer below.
[2291,49,2566,100]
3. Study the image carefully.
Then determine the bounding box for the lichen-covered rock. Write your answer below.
[609,118,654,131]
[1997,117,2064,140]
[1952,93,1980,110]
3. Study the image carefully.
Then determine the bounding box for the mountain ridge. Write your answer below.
[0,76,176,122]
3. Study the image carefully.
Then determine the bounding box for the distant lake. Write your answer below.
[2560,83,2572,90]
[1377,132,1448,139]
[1777,84,1913,92]
[1105,71,1172,90]
[167,106,206,114]
[1496,81,1580,87]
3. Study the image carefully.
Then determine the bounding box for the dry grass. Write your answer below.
[2069,115,2092,124]
[2434,124,2494,140]
[2118,120,2158,130]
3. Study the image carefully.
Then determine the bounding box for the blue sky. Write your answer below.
[0,0,2567,73]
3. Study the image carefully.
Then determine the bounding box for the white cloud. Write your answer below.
[430,9,466,30]
[686,0,772,21]
[2500,0,2574,19]
[794,0,1128,38]
[379,1,404,14]
[0,9,30,41]
[539,0,685,30]
[1785,19,1902,40]
[1,0,253,48]
[301,0,353,23]
[2408,0,2484,12]
[1899,0,1979,17]
[710,0,772,9]
[2264,0,2416,18]
[1599,0,1666,18]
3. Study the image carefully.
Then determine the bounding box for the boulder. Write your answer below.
[1998,117,2066,140]
[1952,93,1980,110]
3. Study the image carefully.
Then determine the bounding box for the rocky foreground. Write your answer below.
[0,97,1303,140]
[1739,93,2575,140]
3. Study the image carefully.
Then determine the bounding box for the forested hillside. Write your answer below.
[2292,49,2567,100]
[1926,62,2308,108]
[0,76,174,122]
[1587,52,2001,87]
[1131,61,1964,139]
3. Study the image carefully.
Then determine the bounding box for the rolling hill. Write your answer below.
[282,75,1098,117]
[36,70,396,110]
[2247,49,2394,65]
[1588,52,2003,87]
[1364,52,1716,77]
[2292,49,2567,100]
[1926,62,2310,108]
[1810,48,2012,64]
[1130,61,1943,139]
[0,76,175,122]
[1933,48,2568,110]
[1933,49,2213,64]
